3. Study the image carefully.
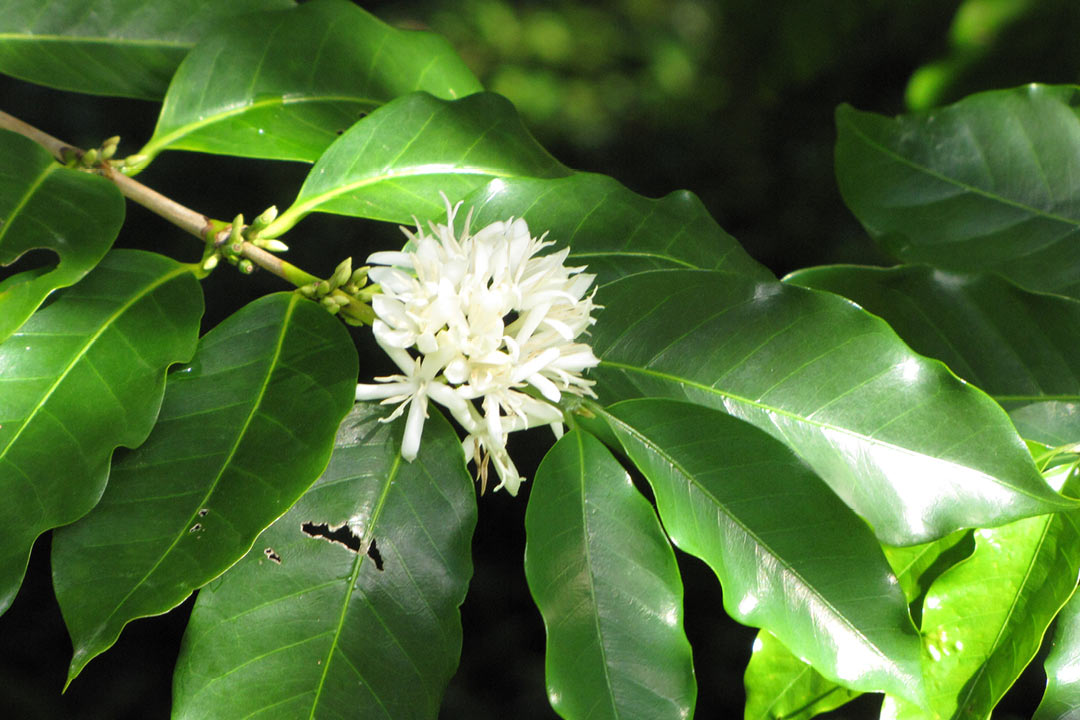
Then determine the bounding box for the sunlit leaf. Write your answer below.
[524,429,695,720]
[743,630,861,720]
[137,0,481,167]
[590,269,1071,545]
[1035,581,1080,720]
[0,249,202,614]
[882,467,1080,720]
[263,92,571,236]
[836,84,1080,298]
[0,0,293,99]
[601,399,922,701]
[52,292,357,683]
[172,403,476,719]
[786,264,1080,446]
[0,128,124,343]
[462,173,773,286]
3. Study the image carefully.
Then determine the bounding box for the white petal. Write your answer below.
[355,381,414,401]
[527,372,561,402]
[400,387,429,461]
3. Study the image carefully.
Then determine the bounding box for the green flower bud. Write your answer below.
[320,296,341,314]
[329,257,353,290]
[298,283,317,298]
[248,205,279,232]
[81,148,98,167]
[316,280,331,296]
[123,154,149,169]
[201,254,220,272]
[101,136,120,160]
[229,214,244,245]
[238,259,255,274]
[258,239,289,253]
[350,267,368,286]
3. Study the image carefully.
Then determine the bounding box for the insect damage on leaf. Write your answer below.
[263,547,281,564]
[301,521,384,570]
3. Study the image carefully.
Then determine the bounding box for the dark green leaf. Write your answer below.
[0,0,293,99]
[591,269,1071,545]
[785,264,1080,446]
[524,429,695,720]
[137,0,481,167]
[0,249,202,614]
[883,467,1080,720]
[1035,581,1080,720]
[0,128,124,342]
[835,85,1080,298]
[263,92,571,235]
[172,403,476,719]
[743,631,861,720]
[602,399,921,701]
[52,292,357,683]
[458,173,772,286]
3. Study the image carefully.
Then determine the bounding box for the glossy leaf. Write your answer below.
[524,429,695,720]
[743,631,861,720]
[460,173,773,286]
[51,292,357,683]
[590,269,1070,545]
[883,467,1080,720]
[785,265,1080,446]
[742,532,972,720]
[836,84,1080,298]
[137,0,481,167]
[602,399,922,701]
[172,403,476,719]
[0,128,124,343]
[263,92,571,235]
[1035,581,1080,720]
[0,249,202,614]
[0,0,293,99]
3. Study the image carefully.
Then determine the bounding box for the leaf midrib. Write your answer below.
[0,33,191,48]
[308,453,402,718]
[599,360,1061,505]
[78,293,301,669]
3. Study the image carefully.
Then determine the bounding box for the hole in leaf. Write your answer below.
[368,538,384,571]
[263,547,281,564]
[198,508,208,517]
[302,521,362,552]
[189,523,202,533]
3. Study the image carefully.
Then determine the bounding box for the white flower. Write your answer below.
[355,195,600,495]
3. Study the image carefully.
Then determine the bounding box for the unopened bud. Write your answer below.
[229,214,244,245]
[316,280,331,296]
[321,296,341,314]
[329,257,352,289]
[249,205,278,232]
[101,136,120,160]
[81,148,98,167]
[350,267,368,286]
[123,154,149,169]
[298,284,317,298]
[201,254,220,272]
[258,239,289,253]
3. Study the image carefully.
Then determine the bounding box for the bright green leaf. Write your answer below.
[1035,581,1080,720]
[461,173,773,286]
[0,128,124,343]
[883,467,1080,720]
[743,630,861,720]
[172,403,476,719]
[137,0,482,167]
[51,292,357,683]
[785,264,1080,446]
[590,269,1071,545]
[742,532,972,720]
[836,84,1080,298]
[263,92,571,236]
[0,249,202,614]
[602,399,922,701]
[0,0,294,99]
[524,429,696,720]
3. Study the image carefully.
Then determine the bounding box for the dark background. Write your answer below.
[4,0,1080,717]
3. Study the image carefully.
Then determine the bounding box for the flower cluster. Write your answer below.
[355,197,601,495]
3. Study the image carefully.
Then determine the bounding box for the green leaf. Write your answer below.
[0,249,202,614]
[601,399,921,701]
[461,173,773,286]
[137,0,481,167]
[835,84,1080,298]
[743,630,861,720]
[0,0,294,99]
[785,264,1080,446]
[1035,582,1080,720]
[524,429,695,720]
[0,128,124,343]
[263,92,571,236]
[51,292,357,683]
[590,269,1071,545]
[741,532,972,720]
[172,403,476,719]
[883,466,1080,720]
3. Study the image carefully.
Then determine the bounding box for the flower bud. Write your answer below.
[201,254,220,272]
[329,257,352,290]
